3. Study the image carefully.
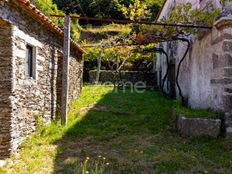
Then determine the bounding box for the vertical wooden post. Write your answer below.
[61,15,71,125]
[95,50,102,84]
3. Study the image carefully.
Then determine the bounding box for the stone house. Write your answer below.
[156,0,232,139]
[0,0,85,158]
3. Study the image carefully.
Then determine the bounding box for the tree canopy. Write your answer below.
[53,0,163,21]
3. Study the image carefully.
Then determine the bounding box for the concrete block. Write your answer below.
[177,114,221,138]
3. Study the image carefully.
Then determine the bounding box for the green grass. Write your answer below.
[1,85,232,174]
[174,101,224,119]
[85,24,131,34]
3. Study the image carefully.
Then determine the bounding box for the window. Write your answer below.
[26,44,35,78]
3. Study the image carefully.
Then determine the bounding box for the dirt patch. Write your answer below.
[54,132,162,173]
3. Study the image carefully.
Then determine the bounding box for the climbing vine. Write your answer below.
[132,1,221,105]
[137,1,221,44]
[84,1,222,101]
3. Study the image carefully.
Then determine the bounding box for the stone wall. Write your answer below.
[0,19,13,158]
[0,1,83,158]
[89,70,157,86]
[69,55,83,102]
[180,29,227,111]
[217,2,232,139]
[157,25,232,112]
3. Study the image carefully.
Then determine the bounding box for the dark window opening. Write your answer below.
[26,44,34,78]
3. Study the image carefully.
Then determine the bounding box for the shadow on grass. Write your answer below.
[53,86,232,174]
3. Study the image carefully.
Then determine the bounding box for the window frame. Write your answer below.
[25,44,37,80]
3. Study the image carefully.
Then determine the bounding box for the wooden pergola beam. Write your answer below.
[50,14,213,29]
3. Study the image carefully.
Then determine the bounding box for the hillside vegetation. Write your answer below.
[31,0,163,42]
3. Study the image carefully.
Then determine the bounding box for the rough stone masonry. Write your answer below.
[0,0,84,159]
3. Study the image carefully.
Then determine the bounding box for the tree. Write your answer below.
[30,0,82,41]
[121,0,151,20]
[53,0,162,21]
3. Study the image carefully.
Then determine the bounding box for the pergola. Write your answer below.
[51,14,212,125]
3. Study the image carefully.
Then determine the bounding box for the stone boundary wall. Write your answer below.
[89,70,157,86]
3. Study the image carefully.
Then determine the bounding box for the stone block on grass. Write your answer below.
[177,114,221,138]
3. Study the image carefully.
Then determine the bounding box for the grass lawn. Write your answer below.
[1,85,232,174]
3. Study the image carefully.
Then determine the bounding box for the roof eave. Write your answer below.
[155,0,168,22]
